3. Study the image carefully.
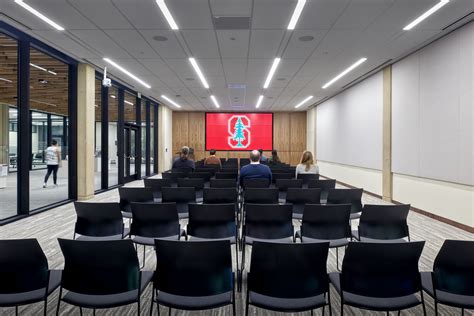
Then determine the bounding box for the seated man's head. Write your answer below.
[250,150,260,162]
[210,149,216,156]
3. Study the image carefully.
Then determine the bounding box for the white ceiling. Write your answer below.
[1,0,472,111]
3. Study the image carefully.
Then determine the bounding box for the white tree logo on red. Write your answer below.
[228,115,251,149]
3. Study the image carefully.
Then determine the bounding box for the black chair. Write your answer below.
[240,158,250,166]
[272,172,293,183]
[57,239,152,315]
[216,172,238,180]
[143,178,173,200]
[73,202,129,241]
[177,178,205,200]
[188,172,212,182]
[152,239,236,315]
[0,239,61,316]
[118,187,154,219]
[203,188,238,204]
[130,202,182,267]
[210,178,237,188]
[226,158,238,165]
[296,204,352,270]
[161,187,196,219]
[329,241,426,315]
[297,173,320,185]
[161,172,186,183]
[308,179,336,202]
[353,204,411,242]
[285,188,321,219]
[219,158,227,165]
[421,240,474,315]
[275,179,303,200]
[326,188,363,220]
[195,167,216,177]
[246,241,331,315]
[242,178,271,189]
[243,188,279,204]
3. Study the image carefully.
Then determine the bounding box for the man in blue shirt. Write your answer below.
[172,146,195,171]
[239,150,272,187]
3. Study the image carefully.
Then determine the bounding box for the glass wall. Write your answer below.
[108,86,119,187]
[94,79,101,191]
[141,101,147,177]
[29,47,69,210]
[0,33,18,219]
[150,104,155,174]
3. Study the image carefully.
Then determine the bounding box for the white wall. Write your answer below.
[306,107,317,154]
[158,105,173,173]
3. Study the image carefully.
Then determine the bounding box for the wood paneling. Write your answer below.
[172,112,306,166]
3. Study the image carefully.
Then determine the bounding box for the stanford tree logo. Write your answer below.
[228,115,251,149]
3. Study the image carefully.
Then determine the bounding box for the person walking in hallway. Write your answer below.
[43,139,61,188]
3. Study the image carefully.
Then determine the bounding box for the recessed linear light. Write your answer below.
[30,63,47,72]
[47,70,57,75]
[14,0,65,31]
[103,58,151,89]
[161,95,181,108]
[255,95,264,108]
[403,0,449,31]
[263,58,281,89]
[189,58,209,89]
[110,95,116,99]
[0,78,13,83]
[287,0,307,30]
[156,0,179,30]
[322,57,367,89]
[210,95,220,108]
[294,95,313,109]
[124,100,134,106]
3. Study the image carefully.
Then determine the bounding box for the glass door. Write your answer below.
[123,124,138,182]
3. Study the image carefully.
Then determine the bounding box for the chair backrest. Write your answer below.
[162,172,185,182]
[358,204,410,240]
[219,158,227,165]
[188,172,212,182]
[188,204,236,239]
[172,167,193,174]
[301,204,352,240]
[210,178,236,188]
[143,178,173,196]
[243,178,270,189]
[244,204,293,239]
[177,178,205,190]
[215,172,238,180]
[58,239,140,295]
[244,188,279,204]
[275,179,303,191]
[272,173,293,183]
[240,158,250,166]
[307,179,336,200]
[154,240,233,296]
[327,188,363,214]
[195,167,216,176]
[286,188,321,204]
[341,241,425,298]
[203,188,238,204]
[0,239,49,294]
[225,158,238,165]
[433,240,474,296]
[297,173,319,183]
[162,187,196,203]
[74,202,124,237]
[249,241,329,298]
[118,187,155,212]
[130,202,180,238]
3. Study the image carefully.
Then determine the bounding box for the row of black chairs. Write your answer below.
[1,238,471,315]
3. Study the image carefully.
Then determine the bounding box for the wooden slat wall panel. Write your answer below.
[273,113,290,152]
[188,112,205,151]
[289,112,306,152]
[172,112,188,154]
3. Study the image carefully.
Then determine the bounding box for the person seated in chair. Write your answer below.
[172,146,195,171]
[204,149,222,168]
[239,150,272,187]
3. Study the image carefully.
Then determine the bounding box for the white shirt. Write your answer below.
[295,163,319,177]
[45,146,59,165]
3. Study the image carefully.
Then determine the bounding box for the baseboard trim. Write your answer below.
[320,174,474,233]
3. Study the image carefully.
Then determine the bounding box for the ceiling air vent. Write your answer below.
[213,16,251,30]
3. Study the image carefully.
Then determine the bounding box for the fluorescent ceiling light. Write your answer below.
[103,58,151,89]
[124,100,134,106]
[161,95,181,108]
[0,78,13,83]
[294,95,313,108]
[47,70,57,75]
[322,57,367,89]
[110,95,116,99]
[30,63,47,72]
[189,58,209,89]
[287,0,307,30]
[255,95,264,108]
[155,0,179,30]
[14,0,65,31]
[210,95,220,108]
[403,0,449,31]
[263,58,281,89]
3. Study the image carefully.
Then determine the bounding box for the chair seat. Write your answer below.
[187,235,236,244]
[301,237,349,248]
[76,228,130,241]
[350,213,361,220]
[351,230,408,243]
[0,270,61,306]
[421,272,474,309]
[62,271,153,309]
[156,291,232,310]
[122,211,132,219]
[244,236,293,245]
[329,272,421,311]
[132,235,180,246]
[249,291,327,312]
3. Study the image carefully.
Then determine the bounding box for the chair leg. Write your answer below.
[386,311,389,316]
[15,306,18,316]
[93,308,96,316]
[461,308,464,316]
[56,287,62,316]
[328,289,332,316]
[232,301,236,316]
[44,298,48,316]
[434,301,438,316]
[336,248,340,271]
[312,309,315,316]
[320,306,323,316]
[398,311,401,316]
[79,307,83,316]
[137,300,140,316]
[340,303,344,316]
[150,289,155,316]
[420,291,427,316]
[168,307,171,316]
[142,245,146,269]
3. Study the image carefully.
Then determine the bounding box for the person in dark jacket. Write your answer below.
[172,146,195,171]
[239,150,272,187]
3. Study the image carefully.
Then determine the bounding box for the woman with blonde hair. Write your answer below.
[295,150,319,177]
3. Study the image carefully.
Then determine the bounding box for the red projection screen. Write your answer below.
[205,113,273,151]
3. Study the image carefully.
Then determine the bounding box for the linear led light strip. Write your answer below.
[156,0,179,30]
[263,58,281,89]
[0,78,13,83]
[322,57,367,89]
[30,63,57,75]
[161,95,181,108]
[210,95,220,108]
[403,0,449,31]
[103,58,151,89]
[294,95,313,109]
[255,95,264,108]
[124,100,134,106]
[14,0,65,31]
[287,0,307,30]
[189,58,209,89]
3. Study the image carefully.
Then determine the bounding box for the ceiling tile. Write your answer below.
[69,30,132,58]
[249,30,285,58]
[68,0,133,29]
[111,0,170,29]
[167,0,214,29]
[104,30,160,58]
[216,30,250,58]
[139,30,188,59]
[181,30,220,59]
[252,0,295,29]
[283,30,326,59]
